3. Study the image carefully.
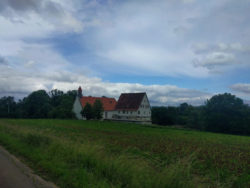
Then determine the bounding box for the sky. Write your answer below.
[0,0,250,106]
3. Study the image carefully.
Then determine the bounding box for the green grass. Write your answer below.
[0,119,249,188]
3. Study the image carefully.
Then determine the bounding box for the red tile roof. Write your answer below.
[115,93,145,110]
[80,96,117,111]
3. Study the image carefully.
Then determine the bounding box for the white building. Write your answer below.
[73,87,151,123]
[112,92,152,124]
[72,87,117,119]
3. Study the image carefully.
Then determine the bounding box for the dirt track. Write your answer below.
[0,145,57,188]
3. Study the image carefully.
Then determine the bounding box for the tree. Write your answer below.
[81,103,92,120]
[48,89,76,119]
[151,106,177,125]
[204,93,250,134]
[24,90,51,118]
[0,96,17,118]
[92,100,104,120]
[49,89,64,107]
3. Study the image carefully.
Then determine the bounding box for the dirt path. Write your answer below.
[0,145,58,188]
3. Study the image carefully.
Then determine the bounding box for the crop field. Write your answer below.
[0,119,249,188]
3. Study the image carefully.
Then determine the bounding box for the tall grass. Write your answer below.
[0,119,249,188]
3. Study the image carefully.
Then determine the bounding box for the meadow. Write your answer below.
[0,119,249,188]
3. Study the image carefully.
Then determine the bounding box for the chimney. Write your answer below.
[78,86,83,97]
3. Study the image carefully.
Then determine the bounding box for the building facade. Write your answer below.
[72,87,151,124]
[72,87,117,119]
[112,93,151,123]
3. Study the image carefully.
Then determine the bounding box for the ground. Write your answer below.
[0,119,249,188]
[0,145,57,188]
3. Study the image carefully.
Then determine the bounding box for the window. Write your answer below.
[118,111,120,114]
[138,111,140,115]
[123,110,125,114]
[130,111,132,114]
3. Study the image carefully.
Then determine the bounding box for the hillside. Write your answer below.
[0,119,249,188]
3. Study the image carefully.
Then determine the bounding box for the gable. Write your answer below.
[80,97,117,111]
[139,94,151,108]
[115,93,146,110]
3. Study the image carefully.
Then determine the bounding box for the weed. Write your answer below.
[0,119,249,188]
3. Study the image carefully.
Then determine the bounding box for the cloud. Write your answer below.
[0,0,40,13]
[2,0,250,78]
[0,62,212,106]
[80,0,211,77]
[1,0,250,105]
[193,52,235,69]
[77,0,250,77]
[230,83,250,95]
[97,42,206,77]
[0,0,83,34]
[192,43,250,54]
[191,42,250,72]
[0,55,8,65]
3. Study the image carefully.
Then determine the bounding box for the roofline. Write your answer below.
[80,96,116,100]
[116,92,146,111]
[120,92,146,95]
[115,108,138,111]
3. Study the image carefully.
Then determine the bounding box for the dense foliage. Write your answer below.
[92,99,104,119]
[0,89,76,119]
[81,103,93,120]
[81,100,104,120]
[152,93,250,135]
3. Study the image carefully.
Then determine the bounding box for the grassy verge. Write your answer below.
[0,119,249,188]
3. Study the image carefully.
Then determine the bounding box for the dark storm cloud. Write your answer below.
[0,0,63,18]
[0,0,40,12]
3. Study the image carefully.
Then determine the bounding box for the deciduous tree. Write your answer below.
[81,103,93,120]
[92,100,104,120]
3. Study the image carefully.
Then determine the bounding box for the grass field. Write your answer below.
[0,119,249,188]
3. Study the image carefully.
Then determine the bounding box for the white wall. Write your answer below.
[73,94,151,122]
[103,111,116,119]
[137,95,151,118]
[72,97,83,119]
[114,94,151,121]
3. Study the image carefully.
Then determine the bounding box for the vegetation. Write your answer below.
[152,93,250,136]
[204,93,250,135]
[92,99,104,120]
[81,103,93,120]
[0,90,250,135]
[0,89,76,119]
[0,119,249,188]
[81,100,104,120]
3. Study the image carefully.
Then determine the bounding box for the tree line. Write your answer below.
[152,93,250,135]
[0,90,249,135]
[0,89,104,120]
[0,89,77,119]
